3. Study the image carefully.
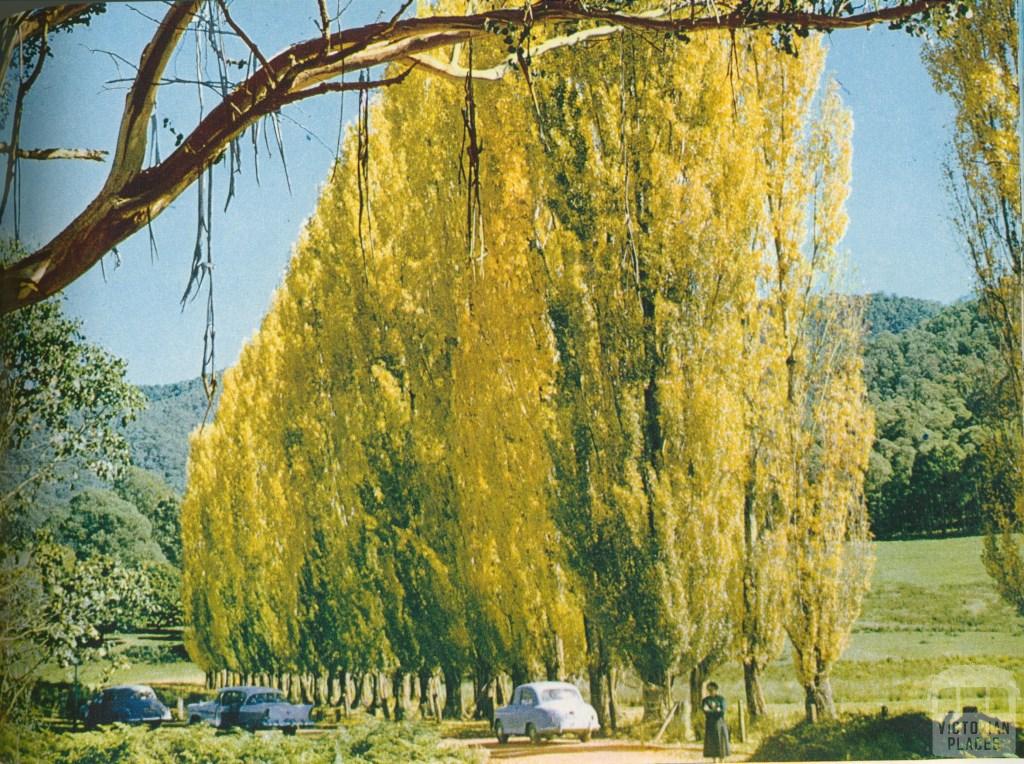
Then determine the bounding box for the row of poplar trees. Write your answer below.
[182,12,874,727]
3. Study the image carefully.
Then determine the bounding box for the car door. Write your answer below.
[218,690,244,728]
[519,688,538,733]
[238,692,262,728]
[502,686,522,734]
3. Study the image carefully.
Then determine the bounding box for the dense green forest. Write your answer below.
[128,378,221,493]
[862,297,1006,538]
[117,294,1000,542]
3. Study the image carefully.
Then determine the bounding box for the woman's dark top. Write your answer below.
[702,694,730,758]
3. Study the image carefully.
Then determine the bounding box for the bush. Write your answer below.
[120,643,190,665]
[0,720,485,763]
[752,713,935,760]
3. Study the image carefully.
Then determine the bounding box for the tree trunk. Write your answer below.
[368,673,381,716]
[689,666,706,740]
[352,672,365,709]
[341,670,350,717]
[743,660,768,720]
[327,670,336,707]
[545,632,565,680]
[607,668,619,731]
[443,665,463,720]
[642,678,671,723]
[418,668,432,718]
[392,671,406,721]
[584,615,611,731]
[588,663,607,731]
[805,674,836,722]
[380,672,392,720]
[473,675,494,723]
[510,664,529,688]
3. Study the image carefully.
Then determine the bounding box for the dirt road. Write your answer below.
[457,738,734,763]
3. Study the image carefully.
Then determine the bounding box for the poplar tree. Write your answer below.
[756,72,875,721]
[922,0,1024,623]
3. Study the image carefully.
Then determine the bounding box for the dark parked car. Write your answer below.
[82,684,172,727]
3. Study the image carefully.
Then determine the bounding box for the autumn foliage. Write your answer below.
[182,20,873,724]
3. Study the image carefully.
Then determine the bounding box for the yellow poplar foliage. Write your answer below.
[182,6,867,705]
[923,0,1024,633]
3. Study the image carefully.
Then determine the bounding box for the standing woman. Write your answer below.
[702,681,730,762]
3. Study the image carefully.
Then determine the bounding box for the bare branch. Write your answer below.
[0,143,107,162]
[0,0,952,314]
[105,1,202,191]
[317,0,331,39]
[408,24,624,81]
[215,0,277,86]
[280,63,418,104]
[0,23,48,230]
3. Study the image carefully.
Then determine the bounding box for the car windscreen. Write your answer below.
[105,688,155,701]
[541,688,580,702]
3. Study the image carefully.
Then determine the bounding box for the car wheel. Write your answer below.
[283,725,297,736]
[526,723,541,745]
[189,715,201,725]
[578,730,592,743]
[494,720,509,745]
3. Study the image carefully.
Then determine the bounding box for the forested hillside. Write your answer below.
[862,293,944,337]
[127,378,219,492]
[863,297,1006,538]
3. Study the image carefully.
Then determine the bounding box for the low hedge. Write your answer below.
[752,713,936,760]
[0,720,484,764]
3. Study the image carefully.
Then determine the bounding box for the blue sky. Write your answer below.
[11,3,970,385]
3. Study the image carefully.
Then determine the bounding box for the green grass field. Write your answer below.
[704,535,1024,726]
[55,535,1024,731]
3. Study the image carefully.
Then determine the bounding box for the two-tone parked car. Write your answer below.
[82,684,172,728]
[187,686,313,735]
[494,681,600,744]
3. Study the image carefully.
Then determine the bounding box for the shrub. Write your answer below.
[0,720,485,763]
[752,713,935,760]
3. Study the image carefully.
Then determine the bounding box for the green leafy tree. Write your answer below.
[0,540,142,722]
[114,466,182,566]
[47,488,166,566]
[0,289,144,533]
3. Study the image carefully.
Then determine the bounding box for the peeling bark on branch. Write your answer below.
[0,0,950,314]
[0,143,107,162]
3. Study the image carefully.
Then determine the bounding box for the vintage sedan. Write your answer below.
[187,686,313,734]
[82,684,172,728]
[494,681,600,744]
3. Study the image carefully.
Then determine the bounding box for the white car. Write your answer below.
[187,686,313,734]
[494,681,600,744]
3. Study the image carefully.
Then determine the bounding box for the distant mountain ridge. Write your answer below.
[127,377,220,493]
[861,293,944,337]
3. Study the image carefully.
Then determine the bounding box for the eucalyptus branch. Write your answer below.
[0,144,107,162]
[0,0,954,314]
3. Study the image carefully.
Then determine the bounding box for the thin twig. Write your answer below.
[215,0,277,85]
[0,25,47,229]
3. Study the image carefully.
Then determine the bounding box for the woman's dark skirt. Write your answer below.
[703,713,730,758]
